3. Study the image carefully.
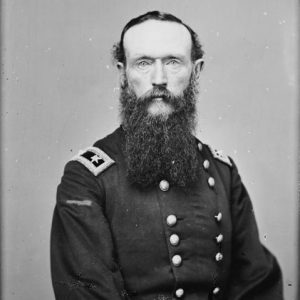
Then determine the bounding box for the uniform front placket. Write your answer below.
[157,179,186,298]
[199,143,225,298]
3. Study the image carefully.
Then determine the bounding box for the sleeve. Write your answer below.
[227,159,283,300]
[51,161,129,300]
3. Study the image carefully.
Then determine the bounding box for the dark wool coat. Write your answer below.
[51,126,283,300]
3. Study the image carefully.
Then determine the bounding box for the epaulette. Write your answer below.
[207,145,232,167]
[72,146,115,176]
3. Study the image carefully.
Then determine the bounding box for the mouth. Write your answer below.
[152,97,164,101]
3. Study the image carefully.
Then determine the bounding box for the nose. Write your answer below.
[151,60,167,87]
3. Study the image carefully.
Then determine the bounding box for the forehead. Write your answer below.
[123,20,193,60]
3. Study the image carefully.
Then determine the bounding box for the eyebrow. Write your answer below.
[132,54,185,61]
[133,55,153,61]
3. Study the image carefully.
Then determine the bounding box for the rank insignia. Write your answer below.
[208,145,232,167]
[72,146,115,176]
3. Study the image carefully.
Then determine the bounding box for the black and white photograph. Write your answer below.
[1,1,299,299]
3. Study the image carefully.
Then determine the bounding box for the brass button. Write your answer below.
[215,212,222,222]
[203,160,210,169]
[170,234,180,246]
[198,143,203,151]
[166,215,177,226]
[208,177,215,187]
[175,288,184,298]
[213,287,220,295]
[216,234,223,243]
[159,180,169,192]
[172,255,182,267]
[215,252,223,262]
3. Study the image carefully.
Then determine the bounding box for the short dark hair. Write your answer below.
[112,11,204,65]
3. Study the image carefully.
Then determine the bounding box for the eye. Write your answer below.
[166,59,181,68]
[136,60,151,69]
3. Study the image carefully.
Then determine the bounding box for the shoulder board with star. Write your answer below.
[71,146,115,176]
[207,145,232,167]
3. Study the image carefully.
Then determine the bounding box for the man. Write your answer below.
[51,11,283,300]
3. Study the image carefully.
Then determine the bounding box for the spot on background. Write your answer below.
[1,1,298,299]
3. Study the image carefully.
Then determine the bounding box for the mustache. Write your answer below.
[138,86,182,109]
[141,86,173,100]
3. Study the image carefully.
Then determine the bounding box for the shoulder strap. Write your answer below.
[72,146,115,176]
[207,145,232,167]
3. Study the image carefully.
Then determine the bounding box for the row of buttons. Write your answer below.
[204,158,215,188]
[199,142,222,297]
[159,176,215,193]
[175,287,220,298]
[166,212,222,298]
[175,285,220,297]
[175,286,220,298]
[166,214,182,266]
[159,143,223,297]
[166,213,183,297]
[198,143,215,189]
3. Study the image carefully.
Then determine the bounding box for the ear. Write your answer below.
[117,62,126,88]
[194,58,204,73]
[192,58,204,82]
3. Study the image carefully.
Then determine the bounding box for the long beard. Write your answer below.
[120,75,200,188]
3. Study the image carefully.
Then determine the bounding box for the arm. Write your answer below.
[51,161,129,300]
[227,159,283,300]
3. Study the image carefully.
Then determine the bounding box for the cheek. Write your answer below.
[168,73,191,94]
[126,72,151,97]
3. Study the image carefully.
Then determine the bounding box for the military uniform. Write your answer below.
[51,126,283,300]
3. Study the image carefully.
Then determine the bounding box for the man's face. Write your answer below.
[120,20,196,117]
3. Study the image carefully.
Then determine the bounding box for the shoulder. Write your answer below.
[71,146,115,176]
[206,144,232,167]
[197,140,232,168]
[197,140,244,198]
[65,127,123,177]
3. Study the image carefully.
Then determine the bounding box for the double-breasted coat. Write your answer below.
[51,127,283,300]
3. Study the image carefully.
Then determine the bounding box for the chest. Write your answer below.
[101,163,232,261]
